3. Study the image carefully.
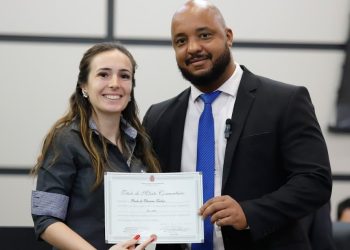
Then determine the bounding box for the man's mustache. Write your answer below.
[185,53,212,65]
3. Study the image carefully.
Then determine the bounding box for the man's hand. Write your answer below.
[200,195,248,230]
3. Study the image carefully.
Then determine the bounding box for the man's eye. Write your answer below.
[175,38,186,46]
[200,33,211,39]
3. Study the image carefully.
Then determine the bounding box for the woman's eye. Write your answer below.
[98,72,109,78]
[121,74,131,80]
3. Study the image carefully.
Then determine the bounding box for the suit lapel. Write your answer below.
[164,89,191,172]
[222,67,259,190]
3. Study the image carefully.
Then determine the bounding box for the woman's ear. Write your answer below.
[81,88,88,98]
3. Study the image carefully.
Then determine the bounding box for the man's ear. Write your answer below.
[226,28,234,47]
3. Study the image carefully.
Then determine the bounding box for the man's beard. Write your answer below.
[177,46,231,88]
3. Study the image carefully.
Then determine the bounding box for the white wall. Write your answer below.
[0,0,349,225]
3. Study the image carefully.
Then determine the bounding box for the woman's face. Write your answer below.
[82,49,133,119]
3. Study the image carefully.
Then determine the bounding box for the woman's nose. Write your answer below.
[108,75,119,88]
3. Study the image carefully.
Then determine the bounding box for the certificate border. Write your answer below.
[104,172,204,244]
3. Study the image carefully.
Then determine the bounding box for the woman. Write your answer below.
[31,42,160,250]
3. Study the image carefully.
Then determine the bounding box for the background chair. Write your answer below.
[0,227,50,250]
[332,222,350,250]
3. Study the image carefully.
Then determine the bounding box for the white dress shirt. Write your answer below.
[181,63,243,250]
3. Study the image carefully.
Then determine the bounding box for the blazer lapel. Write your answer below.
[222,67,259,190]
[165,89,191,172]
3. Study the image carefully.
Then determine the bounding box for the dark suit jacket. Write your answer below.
[143,66,332,250]
[300,202,336,250]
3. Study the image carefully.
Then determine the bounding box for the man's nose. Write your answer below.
[187,38,202,54]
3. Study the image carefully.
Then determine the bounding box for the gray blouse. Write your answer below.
[31,119,147,250]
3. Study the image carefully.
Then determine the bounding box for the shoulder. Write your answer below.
[240,65,310,102]
[150,88,190,111]
[143,88,190,121]
[55,121,80,140]
[39,121,86,170]
[51,121,84,151]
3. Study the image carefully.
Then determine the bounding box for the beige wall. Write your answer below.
[0,0,349,225]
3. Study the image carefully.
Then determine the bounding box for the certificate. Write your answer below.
[104,172,204,244]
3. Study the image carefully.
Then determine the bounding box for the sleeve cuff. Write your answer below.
[31,190,69,220]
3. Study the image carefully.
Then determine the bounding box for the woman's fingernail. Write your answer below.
[133,234,140,240]
[150,234,157,242]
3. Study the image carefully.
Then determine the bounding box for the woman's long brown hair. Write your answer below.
[31,42,160,189]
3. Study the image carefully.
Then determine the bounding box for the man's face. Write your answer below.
[171,6,233,89]
[340,208,350,222]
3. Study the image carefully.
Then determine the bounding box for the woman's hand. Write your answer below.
[109,234,157,250]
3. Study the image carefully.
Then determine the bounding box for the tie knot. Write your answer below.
[200,91,221,104]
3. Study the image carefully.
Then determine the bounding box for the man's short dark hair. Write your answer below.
[337,198,350,220]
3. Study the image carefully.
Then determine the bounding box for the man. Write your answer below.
[333,198,350,250]
[143,1,332,249]
[337,198,350,222]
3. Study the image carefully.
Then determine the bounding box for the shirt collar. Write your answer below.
[120,118,137,139]
[88,117,138,140]
[190,62,243,103]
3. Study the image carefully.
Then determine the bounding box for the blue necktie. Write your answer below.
[192,91,221,250]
